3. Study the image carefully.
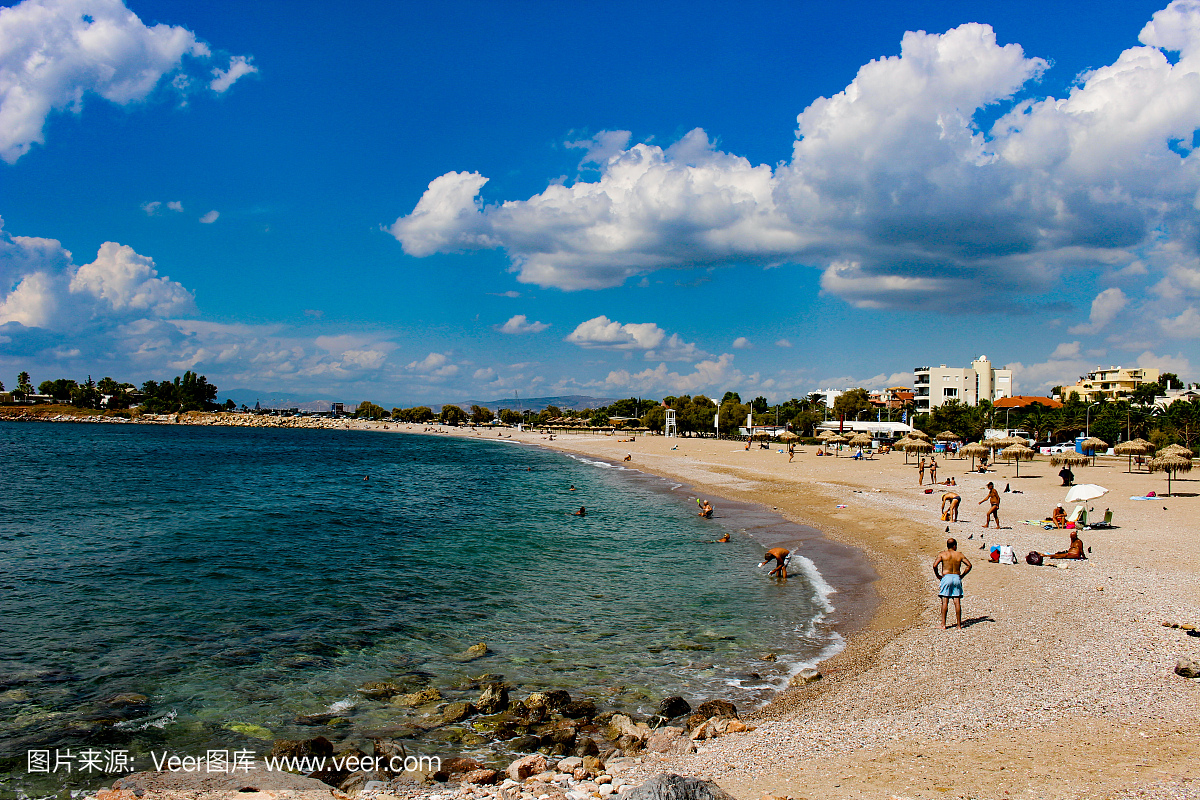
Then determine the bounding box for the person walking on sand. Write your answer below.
[980,482,1001,528]
[941,491,961,522]
[933,538,972,630]
[929,457,937,484]
[759,547,792,579]
[918,458,927,485]
[788,443,795,463]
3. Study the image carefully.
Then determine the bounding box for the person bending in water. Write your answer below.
[573,506,586,516]
[760,547,792,579]
[933,538,972,630]
[697,500,714,519]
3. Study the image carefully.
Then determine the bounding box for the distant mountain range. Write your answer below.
[216,390,623,414]
[217,389,345,412]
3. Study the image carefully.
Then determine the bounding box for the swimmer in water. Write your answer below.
[573,506,586,516]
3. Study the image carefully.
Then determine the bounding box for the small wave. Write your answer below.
[792,554,838,612]
[114,709,177,731]
[328,698,356,714]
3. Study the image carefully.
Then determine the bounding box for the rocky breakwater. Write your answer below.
[253,676,757,800]
[138,412,368,430]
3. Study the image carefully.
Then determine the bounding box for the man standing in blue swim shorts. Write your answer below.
[933,537,972,630]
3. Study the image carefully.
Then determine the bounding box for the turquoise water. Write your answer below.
[0,422,842,798]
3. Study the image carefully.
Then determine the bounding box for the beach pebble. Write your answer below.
[507,755,548,782]
[1175,656,1200,678]
[599,785,616,797]
[556,756,583,773]
[654,696,691,720]
[693,700,737,720]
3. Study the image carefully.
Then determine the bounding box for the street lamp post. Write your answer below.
[1086,403,1099,437]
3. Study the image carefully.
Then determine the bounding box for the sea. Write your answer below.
[0,421,861,798]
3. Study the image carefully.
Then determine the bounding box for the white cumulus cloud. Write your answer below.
[732,337,752,349]
[389,2,1200,314]
[499,314,549,334]
[0,0,253,163]
[199,210,219,224]
[1068,288,1129,334]
[565,315,703,361]
[209,54,256,93]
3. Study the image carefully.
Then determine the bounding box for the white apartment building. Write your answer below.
[913,355,1012,412]
[1065,366,1161,401]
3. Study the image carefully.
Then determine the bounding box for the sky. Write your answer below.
[2,0,1199,406]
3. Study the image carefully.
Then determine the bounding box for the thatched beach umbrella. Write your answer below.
[825,433,848,455]
[1160,443,1194,458]
[849,432,873,455]
[909,429,931,440]
[1050,451,1091,468]
[1148,453,1194,496]
[777,431,798,442]
[1002,444,1036,477]
[1114,439,1155,472]
[959,441,989,471]
[936,431,961,441]
[1080,436,1109,466]
[907,440,934,456]
[989,436,1025,463]
[892,435,916,463]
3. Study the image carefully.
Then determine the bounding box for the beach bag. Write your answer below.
[998,545,1016,565]
[989,546,1000,563]
[1026,551,1043,566]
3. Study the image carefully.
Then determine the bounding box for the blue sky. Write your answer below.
[2,0,1198,405]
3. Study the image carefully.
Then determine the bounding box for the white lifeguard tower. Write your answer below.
[665,408,677,437]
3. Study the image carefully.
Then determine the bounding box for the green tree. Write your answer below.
[71,375,102,409]
[469,405,495,424]
[39,378,77,402]
[440,404,466,425]
[15,371,33,400]
[1159,372,1182,391]
[498,408,522,425]
[642,404,666,432]
[355,401,387,420]
[751,396,769,416]
[832,388,871,421]
[717,396,751,437]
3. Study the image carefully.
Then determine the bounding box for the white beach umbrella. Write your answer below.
[1064,484,1109,503]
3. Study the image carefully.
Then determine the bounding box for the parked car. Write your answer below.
[1036,441,1075,454]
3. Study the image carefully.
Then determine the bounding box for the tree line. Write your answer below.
[348,391,873,437]
[3,370,229,414]
[357,374,1197,452]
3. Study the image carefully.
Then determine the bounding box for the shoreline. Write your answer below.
[9,411,1200,798]
[537,441,881,694]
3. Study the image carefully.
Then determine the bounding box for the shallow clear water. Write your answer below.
[0,422,841,797]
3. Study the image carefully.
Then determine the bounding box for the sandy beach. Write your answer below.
[465,425,1200,800]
